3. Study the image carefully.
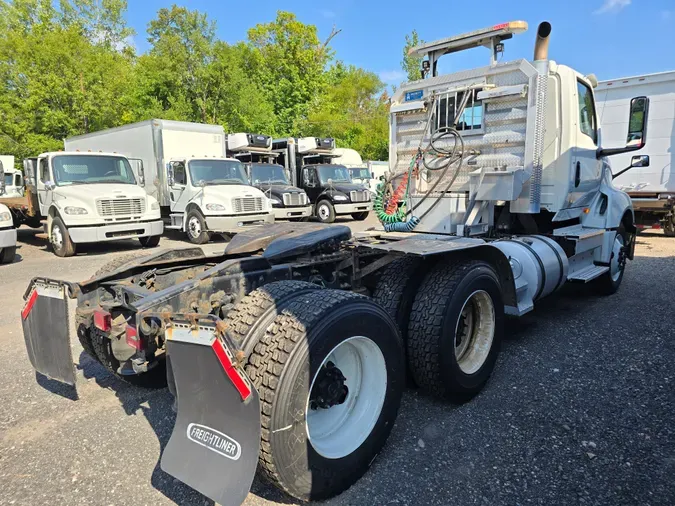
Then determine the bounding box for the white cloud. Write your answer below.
[320,9,336,19]
[594,0,631,14]
[379,70,406,84]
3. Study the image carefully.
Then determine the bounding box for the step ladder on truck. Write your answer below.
[19,21,648,506]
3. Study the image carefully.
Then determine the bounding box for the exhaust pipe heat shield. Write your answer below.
[161,317,260,506]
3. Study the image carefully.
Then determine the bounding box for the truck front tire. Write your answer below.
[407,259,503,401]
[245,290,405,501]
[0,246,16,264]
[51,217,76,257]
[186,209,210,244]
[139,235,161,248]
[315,200,336,223]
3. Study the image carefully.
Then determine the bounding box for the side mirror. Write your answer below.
[626,97,649,149]
[166,162,175,187]
[613,155,650,180]
[138,161,145,186]
[371,171,375,179]
[327,178,333,186]
[598,96,650,158]
[44,181,56,191]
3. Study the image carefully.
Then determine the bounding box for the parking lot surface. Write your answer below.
[0,221,673,506]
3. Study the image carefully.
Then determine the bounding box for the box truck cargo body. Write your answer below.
[66,120,273,243]
[596,71,675,233]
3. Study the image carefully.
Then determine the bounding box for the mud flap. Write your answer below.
[21,279,75,385]
[161,317,261,506]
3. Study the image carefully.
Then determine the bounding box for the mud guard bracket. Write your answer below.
[161,316,261,506]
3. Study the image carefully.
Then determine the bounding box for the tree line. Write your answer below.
[0,0,402,166]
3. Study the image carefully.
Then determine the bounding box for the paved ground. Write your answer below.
[1,221,674,506]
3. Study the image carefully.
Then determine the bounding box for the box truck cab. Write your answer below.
[66,120,274,245]
[227,133,312,221]
[0,156,24,198]
[165,156,273,244]
[21,152,163,257]
[0,201,17,263]
[273,137,372,223]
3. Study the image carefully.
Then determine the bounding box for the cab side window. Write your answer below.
[577,80,598,145]
[303,167,316,186]
[172,162,187,185]
[39,159,50,182]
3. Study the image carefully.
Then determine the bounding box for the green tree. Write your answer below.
[401,29,423,82]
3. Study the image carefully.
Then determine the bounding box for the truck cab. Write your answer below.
[273,137,373,223]
[20,152,163,256]
[165,156,274,244]
[0,156,24,198]
[226,133,312,221]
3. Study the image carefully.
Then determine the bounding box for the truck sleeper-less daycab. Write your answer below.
[20,22,650,506]
[226,133,312,220]
[6,152,162,257]
[66,120,274,245]
[273,137,373,222]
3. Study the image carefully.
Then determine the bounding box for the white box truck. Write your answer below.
[596,71,675,234]
[4,151,163,256]
[0,155,24,198]
[66,120,274,244]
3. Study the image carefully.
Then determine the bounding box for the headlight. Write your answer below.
[333,194,348,201]
[0,212,10,222]
[205,203,226,211]
[269,197,282,206]
[64,206,88,215]
[150,201,159,210]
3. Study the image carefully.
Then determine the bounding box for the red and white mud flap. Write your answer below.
[21,278,75,385]
[161,316,261,506]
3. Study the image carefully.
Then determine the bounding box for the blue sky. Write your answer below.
[126,0,674,87]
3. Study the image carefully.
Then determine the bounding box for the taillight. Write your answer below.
[125,325,143,350]
[93,310,111,332]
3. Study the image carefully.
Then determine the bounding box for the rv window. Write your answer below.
[577,80,598,144]
[435,89,483,133]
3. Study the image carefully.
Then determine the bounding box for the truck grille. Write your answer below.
[232,197,264,213]
[350,190,370,203]
[282,193,308,206]
[96,198,145,217]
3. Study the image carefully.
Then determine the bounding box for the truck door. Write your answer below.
[37,157,54,215]
[570,79,603,204]
[168,160,192,213]
[302,166,321,203]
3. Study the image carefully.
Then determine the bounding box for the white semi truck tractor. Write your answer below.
[4,151,162,257]
[19,21,648,506]
[66,120,274,244]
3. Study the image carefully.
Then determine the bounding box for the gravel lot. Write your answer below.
[1,221,673,506]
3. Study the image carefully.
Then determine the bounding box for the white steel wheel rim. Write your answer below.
[454,290,495,375]
[188,216,201,238]
[305,336,387,459]
[51,225,63,250]
[610,233,625,282]
[318,204,330,221]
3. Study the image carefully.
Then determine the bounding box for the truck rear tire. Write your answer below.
[246,290,405,501]
[0,246,16,264]
[407,259,503,401]
[663,213,675,237]
[315,200,336,223]
[50,217,76,257]
[139,235,161,248]
[351,212,369,221]
[186,209,211,244]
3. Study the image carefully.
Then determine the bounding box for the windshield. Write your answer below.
[189,159,248,185]
[52,155,136,185]
[4,174,12,187]
[316,165,352,184]
[249,163,289,185]
[349,168,371,180]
